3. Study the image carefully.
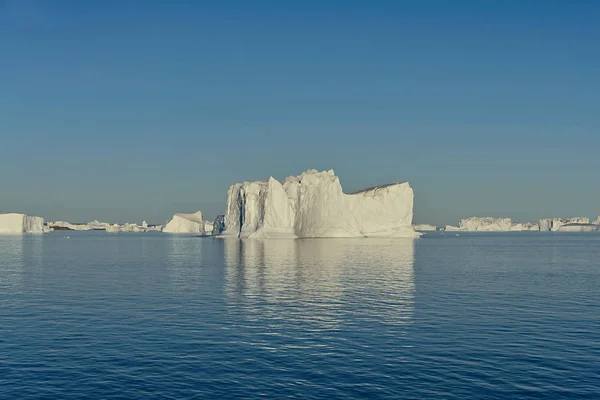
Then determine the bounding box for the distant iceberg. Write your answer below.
[443,217,539,232]
[220,169,419,238]
[539,217,590,232]
[48,220,111,231]
[0,213,46,234]
[414,224,437,231]
[162,211,207,234]
[556,223,598,232]
[510,222,539,231]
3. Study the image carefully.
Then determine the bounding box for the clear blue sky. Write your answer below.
[1,0,599,225]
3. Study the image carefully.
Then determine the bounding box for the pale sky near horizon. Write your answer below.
[1,0,599,225]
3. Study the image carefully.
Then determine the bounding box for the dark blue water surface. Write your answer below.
[1,232,599,399]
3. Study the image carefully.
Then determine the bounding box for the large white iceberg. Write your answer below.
[0,213,46,234]
[220,169,419,238]
[162,211,207,234]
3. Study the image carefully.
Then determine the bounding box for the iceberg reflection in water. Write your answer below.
[224,238,415,330]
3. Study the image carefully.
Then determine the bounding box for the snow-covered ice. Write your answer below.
[162,211,207,234]
[0,213,46,234]
[221,169,419,238]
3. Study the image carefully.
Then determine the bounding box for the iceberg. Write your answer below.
[458,217,513,232]
[444,225,464,232]
[212,215,225,235]
[220,169,419,238]
[162,211,207,234]
[551,217,589,232]
[48,220,111,231]
[539,218,553,232]
[556,223,598,232]
[539,217,591,232]
[510,222,539,231]
[414,224,437,231]
[0,213,46,234]
[105,222,148,233]
[445,217,539,232]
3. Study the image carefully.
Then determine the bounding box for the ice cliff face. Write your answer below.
[0,213,45,234]
[162,211,206,234]
[221,169,418,238]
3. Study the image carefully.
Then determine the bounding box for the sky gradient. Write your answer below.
[1,0,599,225]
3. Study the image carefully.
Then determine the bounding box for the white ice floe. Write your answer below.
[162,211,207,234]
[0,213,46,234]
[221,169,419,238]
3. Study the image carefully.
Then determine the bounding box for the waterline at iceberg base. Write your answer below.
[219,169,420,239]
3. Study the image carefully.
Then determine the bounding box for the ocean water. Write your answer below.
[1,232,598,399]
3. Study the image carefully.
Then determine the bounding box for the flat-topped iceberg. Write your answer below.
[0,213,46,234]
[162,211,207,234]
[221,169,419,238]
